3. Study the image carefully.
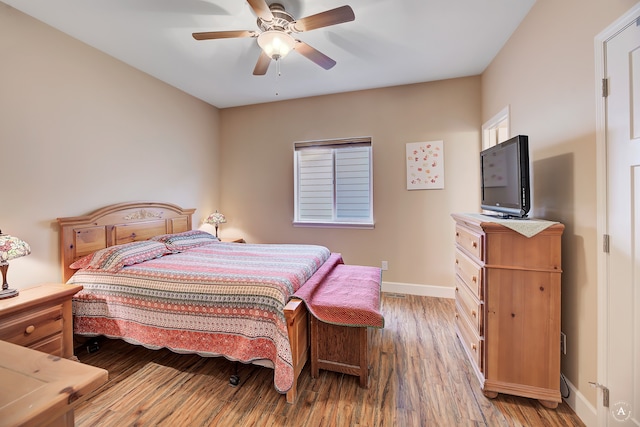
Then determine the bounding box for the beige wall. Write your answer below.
[481,0,638,410]
[219,77,481,289]
[2,3,480,298]
[0,4,221,287]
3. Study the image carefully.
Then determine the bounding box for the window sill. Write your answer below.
[293,221,375,229]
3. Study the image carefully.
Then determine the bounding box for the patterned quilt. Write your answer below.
[68,241,332,393]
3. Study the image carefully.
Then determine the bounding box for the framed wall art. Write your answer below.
[406,140,444,190]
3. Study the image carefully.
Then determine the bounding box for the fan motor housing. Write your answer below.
[258,3,294,32]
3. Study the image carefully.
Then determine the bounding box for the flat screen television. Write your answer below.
[480,135,530,218]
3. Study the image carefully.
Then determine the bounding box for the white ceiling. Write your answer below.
[4,0,536,108]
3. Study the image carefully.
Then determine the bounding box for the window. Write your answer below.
[294,137,373,228]
[482,106,510,149]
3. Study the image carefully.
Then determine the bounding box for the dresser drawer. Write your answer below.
[455,278,482,335]
[0,305,64,348]
[454,249,483,299]
[455,302,483,371]
[455,225,483,261]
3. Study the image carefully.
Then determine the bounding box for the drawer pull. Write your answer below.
[471,343,477,352]
[472,276,477,283]
[455,287,459,292]
[455,259,459,265]
[472,242,478,248]
[25,325,36,334]
[471,310,477,318]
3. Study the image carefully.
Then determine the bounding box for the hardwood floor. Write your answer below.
[74,294,585,426]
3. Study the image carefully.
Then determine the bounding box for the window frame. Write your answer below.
[293,137,374,229]
[482,105,510,149]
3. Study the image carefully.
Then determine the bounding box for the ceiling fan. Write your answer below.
[192,0,355,75]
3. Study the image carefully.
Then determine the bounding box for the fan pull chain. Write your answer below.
[274,59,282,96]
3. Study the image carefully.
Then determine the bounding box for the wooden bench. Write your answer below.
[302,264,383,388]
[311,316,372,387]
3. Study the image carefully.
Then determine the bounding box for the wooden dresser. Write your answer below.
[0,283,83,359]
[451,213,564,408]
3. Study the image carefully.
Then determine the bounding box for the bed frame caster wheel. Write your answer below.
[229,361,240,386]
[86,339,100,354]
[229,374,240,387]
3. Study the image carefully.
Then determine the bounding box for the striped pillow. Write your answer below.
[151,230,219,252]
[70,241,170,272]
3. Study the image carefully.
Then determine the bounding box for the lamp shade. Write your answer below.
[205,211,227,226]
[257,30,296,60]
[0,231,30,299]
[0,232,31,262]
[204,211,226,238]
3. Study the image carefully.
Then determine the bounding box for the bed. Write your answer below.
[57,201,340,403]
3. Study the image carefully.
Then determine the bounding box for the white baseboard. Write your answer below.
[382,281,455,299]
[562,375,597,426]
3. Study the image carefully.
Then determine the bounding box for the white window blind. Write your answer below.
[294,137,373,227]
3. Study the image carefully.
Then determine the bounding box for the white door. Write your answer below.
[598,6,640,426]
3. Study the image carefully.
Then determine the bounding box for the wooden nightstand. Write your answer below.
[0,283,83,359]
[219,237,245,243]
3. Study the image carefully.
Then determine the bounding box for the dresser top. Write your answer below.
[452,213,564,238]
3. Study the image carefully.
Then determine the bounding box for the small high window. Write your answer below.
[482,106,510,149]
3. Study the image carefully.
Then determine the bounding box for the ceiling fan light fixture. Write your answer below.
[257,30,295,60]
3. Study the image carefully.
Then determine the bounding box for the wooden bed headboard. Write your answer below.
[57,201,195,282]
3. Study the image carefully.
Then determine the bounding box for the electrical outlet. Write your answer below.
[560,332,567,355]
[381,261,388,271]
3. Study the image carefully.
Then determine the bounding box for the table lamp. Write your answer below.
[204,211,227,238]
[0,230,31,299]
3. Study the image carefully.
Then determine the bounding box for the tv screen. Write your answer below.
[480,135,530,218]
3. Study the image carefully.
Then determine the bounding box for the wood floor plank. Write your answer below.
[304,373,342,426]
[74,294,585,426]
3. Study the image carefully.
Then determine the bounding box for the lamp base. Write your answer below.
[0,288,19,300]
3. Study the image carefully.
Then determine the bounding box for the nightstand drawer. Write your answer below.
[0,305,64,348]
[28,333,65,356]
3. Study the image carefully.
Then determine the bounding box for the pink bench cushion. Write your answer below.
[293,256,384,328]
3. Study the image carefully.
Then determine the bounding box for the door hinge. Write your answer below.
[589,382,610,407]
[603,234,610,253]
[602,78,609,97]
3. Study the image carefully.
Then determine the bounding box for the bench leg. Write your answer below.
[358,327,368,388]
[310,315,320,378]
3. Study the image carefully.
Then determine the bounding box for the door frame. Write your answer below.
[595,3,640,426]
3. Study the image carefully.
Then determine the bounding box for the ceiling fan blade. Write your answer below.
[253,51,272,75]
[292,5,355,33]
[294,40,336,70]
[192,30,256,40]
[247,0,274,22]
